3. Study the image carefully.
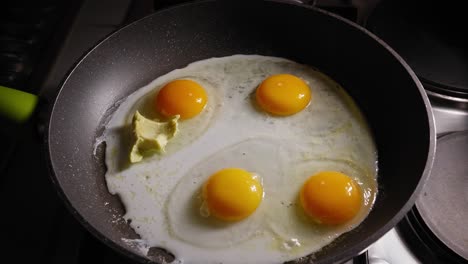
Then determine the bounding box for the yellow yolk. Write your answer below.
[202,168,263,222]
[300,171,362,225]
[155,79,207,119]
[256,74,311,116]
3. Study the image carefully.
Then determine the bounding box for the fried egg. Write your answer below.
[256,73,312,116]
[101,55,378,264]
[155,79,208,119]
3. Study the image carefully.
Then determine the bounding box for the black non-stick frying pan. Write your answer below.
[45,1,435,263]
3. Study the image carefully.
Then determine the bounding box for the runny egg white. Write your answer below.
[101,55,378,264]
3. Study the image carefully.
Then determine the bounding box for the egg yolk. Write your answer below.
[155,79,207,119]
[202,168,263,222]
[300,171,362,225]
[255,74,311,116]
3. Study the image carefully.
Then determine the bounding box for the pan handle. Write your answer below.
[0,85,38,123]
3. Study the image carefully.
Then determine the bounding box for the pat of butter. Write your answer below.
[130,111,179,163]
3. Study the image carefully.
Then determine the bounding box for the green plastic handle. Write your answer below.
[0,85,39,123]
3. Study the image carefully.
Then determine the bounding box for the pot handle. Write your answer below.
[0,85,38,123]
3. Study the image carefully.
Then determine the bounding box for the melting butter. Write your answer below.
[130,111,179,163]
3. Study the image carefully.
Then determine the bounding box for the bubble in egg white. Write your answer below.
[101,55,378,264]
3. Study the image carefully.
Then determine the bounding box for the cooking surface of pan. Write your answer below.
[47,1,435,263]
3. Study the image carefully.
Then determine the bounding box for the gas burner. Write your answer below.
[398,131,468,263]
[426,87,468,136]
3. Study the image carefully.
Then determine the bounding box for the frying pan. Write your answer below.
[43,0,435,263]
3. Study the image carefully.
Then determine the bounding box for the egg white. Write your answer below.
[166,138,282,249]
[101,55,378,264]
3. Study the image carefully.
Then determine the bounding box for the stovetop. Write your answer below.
[1,1,467,264]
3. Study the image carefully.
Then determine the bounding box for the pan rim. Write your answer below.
[45,0,436,263]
